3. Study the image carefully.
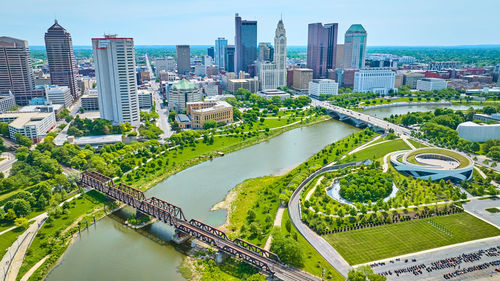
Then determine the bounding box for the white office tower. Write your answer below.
[354,68,395,95]
[308,79,338,98]
[92,35,140,127]
[258,19,287,90]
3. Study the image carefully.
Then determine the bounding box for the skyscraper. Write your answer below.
[258,42,274,62]
[224,45,235,73]
[92,35,140,127]
[343,24,367,69]
[215,38,227,70]
[308,23,338,78]
[235,13,257,75]
[258,19,287,90]
[44,20,79,99]
[207,47,214,59]
[307,23,338,78]
[0,36,42,105]
[176,45,191,75]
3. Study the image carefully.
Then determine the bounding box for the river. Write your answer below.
[45,104,480,281]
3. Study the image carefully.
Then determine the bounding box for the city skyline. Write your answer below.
[2,0,499,46]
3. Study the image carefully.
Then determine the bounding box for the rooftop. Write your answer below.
[0,112,54,129]
[70,134,122,146]
[346,24,366,33]
[172,79,196,90]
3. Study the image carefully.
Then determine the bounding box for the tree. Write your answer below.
[12,199,31,217]
[0,122,9,136]
[5,209,17,221]
[14,217,29,229]
[14,133,32,147]
[247,209,256,222]
[203,120,217,130]
[270,231,304,267]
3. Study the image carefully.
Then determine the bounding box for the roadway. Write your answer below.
[312,99,411,135]
[288,163,362,278]
[150,81,173,139]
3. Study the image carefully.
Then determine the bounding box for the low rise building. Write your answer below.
[137,90,153,109]
[473,113,500,123]
[257,89,290,101]
[19,103,63,114]
[457,121,500,142]
[45,85,73,108]
[0,92,16,113]
[416,78,448,91]
[227,77,259,93]
[175,114,192,129]
[292,68,313,91]
[354,68,395,95]
[0,111,56,142]
[81,90,99,111]
[403,72,425,89]
[186,101,233,129]
[308,79,338,98]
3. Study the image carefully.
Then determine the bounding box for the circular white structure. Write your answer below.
[390,148,473,182]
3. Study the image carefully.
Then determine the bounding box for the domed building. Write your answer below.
[167,79,202,112]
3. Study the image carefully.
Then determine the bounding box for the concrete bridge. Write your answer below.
[314,100,411,135]
[80,171,319,281]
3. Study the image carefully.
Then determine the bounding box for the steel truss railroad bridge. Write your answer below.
[80,171,318,281]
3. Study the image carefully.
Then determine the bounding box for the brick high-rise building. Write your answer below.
[44,20,79,99]
[307,23,338,78]
[0,36,43,105]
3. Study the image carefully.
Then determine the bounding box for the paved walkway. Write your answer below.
[305,176,323,201]
[264,206,286,251]
[19,255,49,281]
[1,213,47,281]
[401,135,416,150]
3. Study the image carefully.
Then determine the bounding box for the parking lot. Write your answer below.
[365,237,500,280]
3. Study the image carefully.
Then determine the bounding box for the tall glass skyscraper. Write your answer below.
[235,13,257,76]
[214,37,228,70]
[45,20,79,99]
[343,24,367,69]
[224,45,235,73]
[307,23,338,78]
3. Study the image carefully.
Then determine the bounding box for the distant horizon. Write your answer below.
[28,44,500,49]
[3,0,499,46]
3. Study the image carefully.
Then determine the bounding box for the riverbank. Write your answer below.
[23,114,331,281]
[132,114,330,191]
[360,101,452,110]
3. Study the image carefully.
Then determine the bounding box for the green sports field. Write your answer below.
[324,213,500,265]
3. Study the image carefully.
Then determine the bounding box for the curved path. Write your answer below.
[288,161,365,277]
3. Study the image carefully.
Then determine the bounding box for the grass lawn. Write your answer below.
[406,148,471,168]
[18,191,107,279]
[407,139,427,149]
[324,212,500,265]
[0,226,26,256]
[347,139,411,162]
[485,208,500,213]
[280,209,344,281]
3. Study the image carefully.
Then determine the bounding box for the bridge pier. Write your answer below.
[215,250,227,265]
[172,229,190,244]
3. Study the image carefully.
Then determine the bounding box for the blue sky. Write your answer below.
[2,0,499,46]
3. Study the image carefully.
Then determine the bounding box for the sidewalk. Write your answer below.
[0,213,47,281]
